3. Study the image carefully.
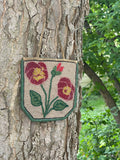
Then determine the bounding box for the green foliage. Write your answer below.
[83,0,120,124]
[83,0,120,79]
[80,1,120,158]
[77,94,120,160]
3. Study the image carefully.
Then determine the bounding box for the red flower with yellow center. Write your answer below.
[58,77,75,100]
[25,62,48,85]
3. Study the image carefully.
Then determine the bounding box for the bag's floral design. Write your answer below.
[58,77,75,100]
[25,62,48,85]
[25,62,75,118]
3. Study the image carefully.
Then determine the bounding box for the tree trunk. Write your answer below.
[0,0,89,159]
[84,62,120,125]
[113,77,120,95]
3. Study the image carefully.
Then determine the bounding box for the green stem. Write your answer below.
[44,96,59,117]
[40,76,57,117]
[46,108,54,115]
[40,84,48,109]
[41,102,45,117]
[49,96,59,107]
[48,76,53,105]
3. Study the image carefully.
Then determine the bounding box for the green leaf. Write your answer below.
[30,90,42,106]
[53,100,69,111]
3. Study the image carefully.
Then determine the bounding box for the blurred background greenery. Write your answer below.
[78,0,120,159]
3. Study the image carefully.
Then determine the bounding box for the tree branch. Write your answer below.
[84,62,120,126]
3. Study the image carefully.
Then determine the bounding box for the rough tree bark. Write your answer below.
[113,77,120,95]
[0,0,89,160]
[84,62,120,125]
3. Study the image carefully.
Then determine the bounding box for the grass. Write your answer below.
[81,74,105,110]
[85,95,106,112]
[81,95,106,116]
[81,74,107,114]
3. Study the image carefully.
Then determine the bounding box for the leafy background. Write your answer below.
[78,0,120,159]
